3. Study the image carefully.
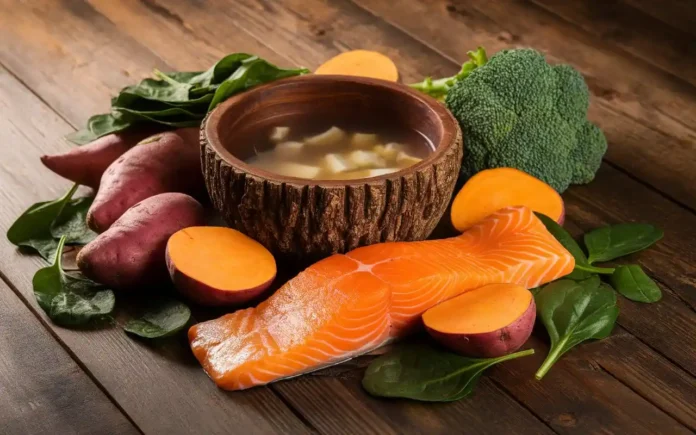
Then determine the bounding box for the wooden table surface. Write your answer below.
[1,1,695,434]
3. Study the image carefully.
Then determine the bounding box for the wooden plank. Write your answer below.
[353,0,696,211]
[154,0,696,431]
[493,336,693,434]
[79,2,556,433]
[0,64,308,435]
[0,279,138,435]
[624,0,696,37]
[531,0,696,85]
[578,327,696,430]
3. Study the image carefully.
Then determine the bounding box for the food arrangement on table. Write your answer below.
[7,47,664,400]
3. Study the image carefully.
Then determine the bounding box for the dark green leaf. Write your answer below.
[124,298,191,339]
[209,57,309,109]
[50,196,97,245]
[610,265,662,303]
[535,278,618,379]
[7,184,79,261]
[362,343,534,402]
[32,237,115,326]
[584,223,663,264]
[68,53,309,142]
[535,212,592,280]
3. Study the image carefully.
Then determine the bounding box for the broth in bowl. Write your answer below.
[241,116,433,180]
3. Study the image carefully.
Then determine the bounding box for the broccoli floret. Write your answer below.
[443,48,607,192]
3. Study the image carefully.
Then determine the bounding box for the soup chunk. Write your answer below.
[243,122,431,180]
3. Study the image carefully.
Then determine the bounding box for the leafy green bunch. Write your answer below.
[68,54,309,144]
[533,214,663,379]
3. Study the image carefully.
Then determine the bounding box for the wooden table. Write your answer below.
[1,1,695,434]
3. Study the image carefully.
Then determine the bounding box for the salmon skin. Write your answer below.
[189,207,574,390]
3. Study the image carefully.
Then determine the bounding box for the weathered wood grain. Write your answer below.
[354,0,696,211]
[624,0,696,36]
[493,336,693,434]
[0,63,308,434]
[531,0,696,85]
[0,280,137,435]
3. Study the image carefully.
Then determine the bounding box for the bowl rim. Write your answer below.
[203,74,460,186]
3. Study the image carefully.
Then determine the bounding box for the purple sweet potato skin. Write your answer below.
[40,128,160,189]
[426,299,536,358]
[77,193,205,290]
[86,128,203,232]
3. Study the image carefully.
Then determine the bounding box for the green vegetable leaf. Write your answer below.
[8,184,78,261]
[208,57,309,110]
[362,343,534,402]
[610,265,662,303]
[584,223,663,264]
[124,298,191,339]
[68,53,308,143]
[535,213,593,280]
[50,196,97,245]
[66,113,134,145]
[535,278,618,379]
[32,237,115,326]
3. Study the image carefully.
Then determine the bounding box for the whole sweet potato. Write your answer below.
[87,128,203,232]
[77,193,205,290]
[40,127,161,189]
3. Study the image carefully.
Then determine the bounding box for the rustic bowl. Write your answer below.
[201,75,462,260]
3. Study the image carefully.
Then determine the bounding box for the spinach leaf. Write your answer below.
[66,113,134,145]
[124,298,191,339]
[50,196,97,245]
[32,237,115,326]
[362,343,534,401]
[8,185,96,261]
[67,53,309,144]
[535,278,618,379]
[610,265,662,303]
[584,223,663,264]
[208,57,310,109]
[8,184,78,261]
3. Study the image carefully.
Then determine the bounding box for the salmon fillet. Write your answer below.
[189,207,574,390]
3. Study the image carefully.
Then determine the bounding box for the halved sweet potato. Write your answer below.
[423,283,536,358]
[166,227,276,306]
[451,168,564,232]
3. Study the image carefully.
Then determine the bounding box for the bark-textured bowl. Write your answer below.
[201,75,462,260]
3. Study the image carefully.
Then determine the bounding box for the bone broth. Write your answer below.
[241,118,433,180]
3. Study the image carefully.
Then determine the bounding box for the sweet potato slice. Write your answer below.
[423,283,535,358]
[451,167,564,232]
[166,227,276,307]
[315,50,399,82]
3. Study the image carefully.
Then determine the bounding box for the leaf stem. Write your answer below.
[493,348,535,364]
[152,68,183,86]
[535,339,566,380]
[575,263,615,274]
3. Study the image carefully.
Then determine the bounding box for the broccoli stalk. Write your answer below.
[409,47,488,100]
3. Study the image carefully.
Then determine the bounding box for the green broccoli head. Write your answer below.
[445,48,607,192]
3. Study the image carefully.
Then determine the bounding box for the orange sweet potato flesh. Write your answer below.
[315,50,399,82]
[423,283,536,358]
[166,227,277,307]
[451,168,564,232]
